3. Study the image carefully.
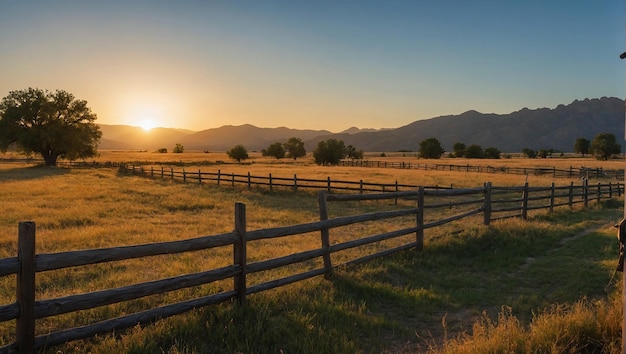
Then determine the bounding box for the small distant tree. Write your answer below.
[590,133,621,160]
[173,143,184,153]
[344,144,364,160]
[484,147,501,159]
[574,138,590,157]
[262,142,285,159]
[227,144,249,162]
[538,149,553,158]
[418,137,445,159]
[452,142,466,158]
[157,148,167,153]
[464,144,484,158]
[284,137,307,160]
[522,148,537,158]
[313,138,345,165]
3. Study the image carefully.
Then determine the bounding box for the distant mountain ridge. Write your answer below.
[98,97,624,153]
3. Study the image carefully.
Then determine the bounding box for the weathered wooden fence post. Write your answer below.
[416,186,425,250]
[568,181,574,208]
[247,172,251,190]
[161,166,164,178]
[198,170,202,184]
[327,177,331,192]
[549,182,555,213]
[583,178,589,208]
[394,180,399,205]
[483,182,492,225]
[317,191,333,278]
[233,203,247,305]
[293,174,298,191]
[269,173,273,191]
[17,221,36,353]
[597,182,602,203]
[521,183,529,220]
[183,169,186,183]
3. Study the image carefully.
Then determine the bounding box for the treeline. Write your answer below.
[415,132,622,160]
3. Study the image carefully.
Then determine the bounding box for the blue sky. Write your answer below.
[0,0,623,132]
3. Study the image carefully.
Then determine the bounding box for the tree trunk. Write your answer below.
[42,152,58,166]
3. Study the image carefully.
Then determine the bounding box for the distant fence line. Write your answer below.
[1,157,624,181]
[338,159,625,180]
[0,176,622,351]
[120,164,624,198]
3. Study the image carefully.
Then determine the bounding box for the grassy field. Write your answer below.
[0,155,624,353]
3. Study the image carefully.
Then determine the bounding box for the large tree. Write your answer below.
[284,137,306,160]
[313,138,345,165]
[418,137,445,159]
[0,88,102,166]
[574,137,590,157]
[590,133,621,160]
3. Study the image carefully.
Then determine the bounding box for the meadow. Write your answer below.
[0,151,624,353]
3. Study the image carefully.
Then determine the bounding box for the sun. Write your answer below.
[139,119,156,131]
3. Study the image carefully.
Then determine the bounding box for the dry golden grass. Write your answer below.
[0,155,623,352]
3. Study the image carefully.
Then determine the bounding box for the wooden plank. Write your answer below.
[35,232,236,272]
[246,248,326,274]
[0,302,19,322]
[246,268,327,295]
[0,257,20,277]
[34,266,239,319]
[423,208,483,228]
[246,208,418,241]
[30,291,238,352]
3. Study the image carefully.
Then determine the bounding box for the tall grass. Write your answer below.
[0,162,623,353]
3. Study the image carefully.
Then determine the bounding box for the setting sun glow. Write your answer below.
[139,119,156,131]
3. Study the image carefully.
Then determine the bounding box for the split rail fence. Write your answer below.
[339,160,624,180]
[0,178,622,352]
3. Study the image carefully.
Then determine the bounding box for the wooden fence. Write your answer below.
[339,160,625,180]
[120,164,453,193]
[2,157,623,180]
[0,178,621,352]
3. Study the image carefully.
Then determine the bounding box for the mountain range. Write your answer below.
[98,97,625,153]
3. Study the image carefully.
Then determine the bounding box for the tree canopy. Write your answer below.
[313,138,345,165]
[418,137,445,159]
[262,142,286,159]
[227,144,249,162]
[344,144,364,160]
[0,88,102,166]
[452,142,466,158]
[574,138,590,157]
[590,133,621,160]
[284,137,307,160]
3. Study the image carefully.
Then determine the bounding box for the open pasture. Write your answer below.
[0,158,623,352]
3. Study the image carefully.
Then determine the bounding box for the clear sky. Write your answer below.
[0,0,623,132]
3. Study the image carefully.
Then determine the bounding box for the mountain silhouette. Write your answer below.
[98,97,624,153]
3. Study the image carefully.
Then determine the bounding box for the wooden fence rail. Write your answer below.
[338,160,625,180]
[0,180,622,352]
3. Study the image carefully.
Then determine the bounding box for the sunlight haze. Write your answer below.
[0,0,623,132]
